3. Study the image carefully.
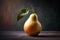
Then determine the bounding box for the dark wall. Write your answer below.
[0,0,59,31]
[28,0,59,31]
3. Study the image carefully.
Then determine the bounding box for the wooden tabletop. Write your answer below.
[0,31,60,40]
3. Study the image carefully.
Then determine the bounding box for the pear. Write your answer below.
[24,13,42,36]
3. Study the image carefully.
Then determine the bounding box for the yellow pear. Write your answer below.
[24,13,42,36]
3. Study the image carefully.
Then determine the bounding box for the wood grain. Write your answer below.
[0,31,60,40]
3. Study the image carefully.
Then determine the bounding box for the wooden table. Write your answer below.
[0,31,60,40]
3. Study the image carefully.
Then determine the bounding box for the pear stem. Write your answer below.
[31,5,35,13]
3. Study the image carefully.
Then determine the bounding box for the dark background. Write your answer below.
[0,0,59,31]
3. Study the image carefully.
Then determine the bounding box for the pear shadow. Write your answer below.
[29,35,44,37]
[30,35,46,37]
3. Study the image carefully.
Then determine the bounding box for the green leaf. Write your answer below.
[17,8,29,21]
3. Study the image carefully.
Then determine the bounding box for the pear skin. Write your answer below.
[24,13,42,36]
